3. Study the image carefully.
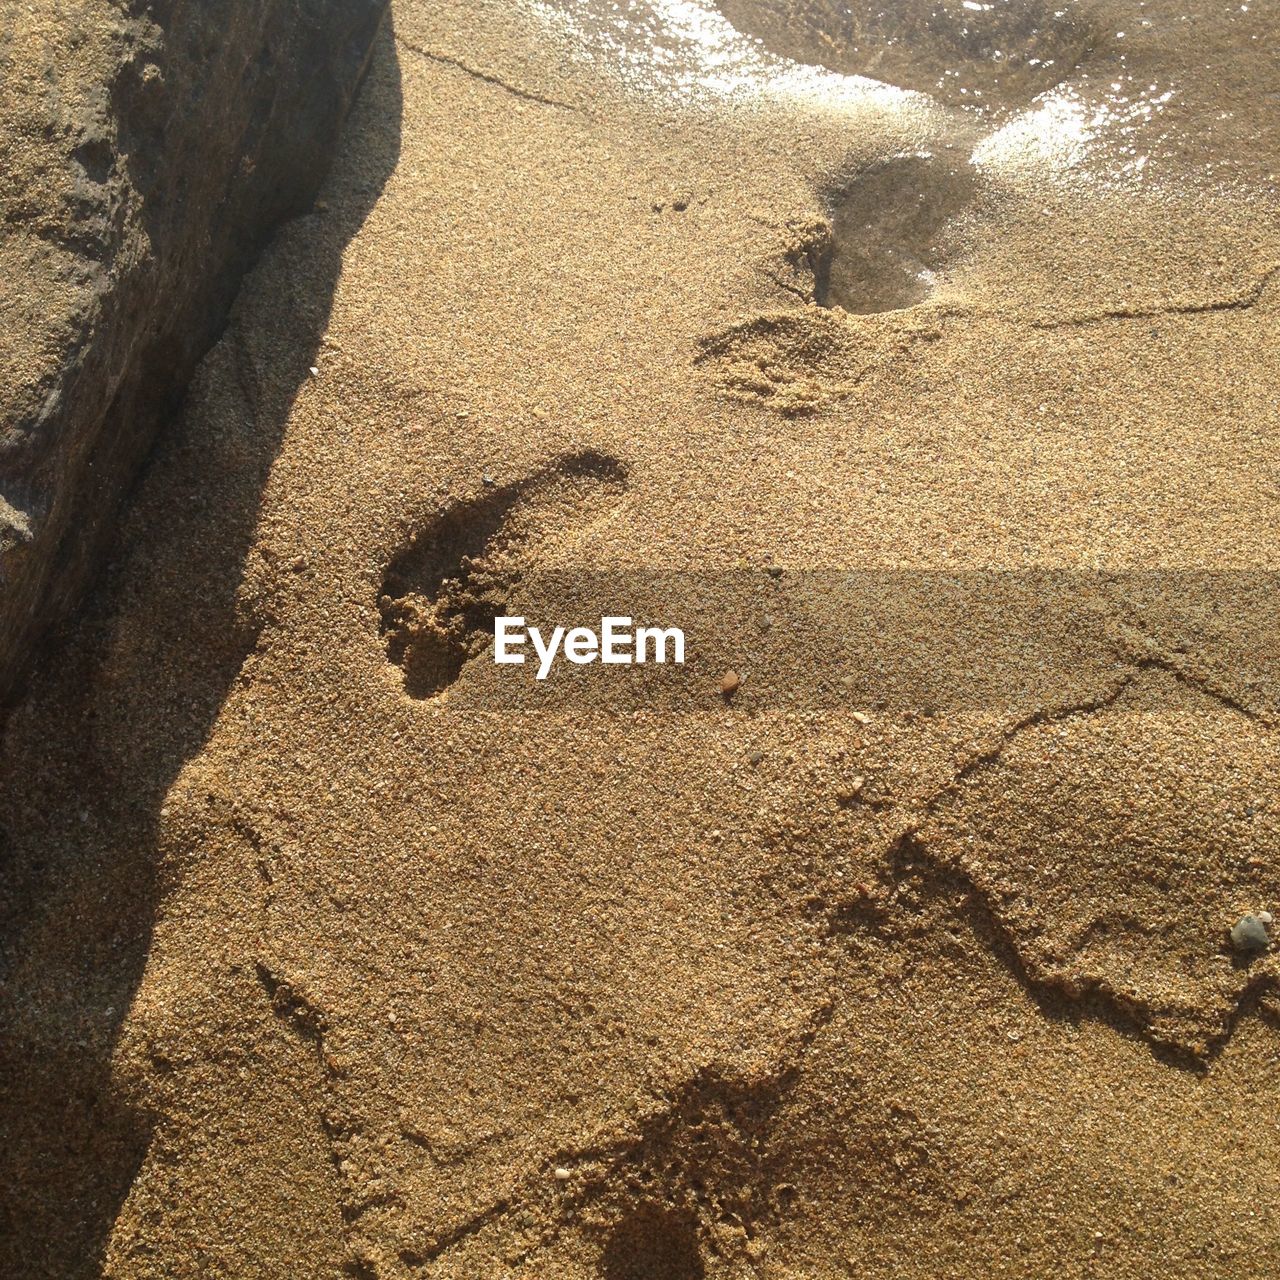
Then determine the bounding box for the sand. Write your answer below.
[2,1,1279,1276]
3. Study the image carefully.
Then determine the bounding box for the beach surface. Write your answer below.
[2,1,1279,1276]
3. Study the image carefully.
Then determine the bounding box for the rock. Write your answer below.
[0,0,389,708]
[720,669,741,695]
[1230,914,1270,953]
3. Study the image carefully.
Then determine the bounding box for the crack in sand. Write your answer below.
[1029,264,1280,331]
[760,266,815,305]
[750,260,1278,337]
[1112,628,1276,727]
[255,961,336,1071]
[818,654,1279,1066]
[395,36,581,112]
[831,840,1275,1071]
[398,1196,514,1266]
[838,842,1253,1070]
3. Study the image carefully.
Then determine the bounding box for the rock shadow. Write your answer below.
[0,21,403,1280]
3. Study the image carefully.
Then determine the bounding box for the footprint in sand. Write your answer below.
[378,451,627,699]
[701,146,967,412]
[697,152,972,411]
[714,0,1100,110]
[818,152,976,314]
[695,308,881,415]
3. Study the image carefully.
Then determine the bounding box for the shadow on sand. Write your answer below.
[0,22,402,1278]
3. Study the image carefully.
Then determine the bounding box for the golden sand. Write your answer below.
[2,1,1279,1276]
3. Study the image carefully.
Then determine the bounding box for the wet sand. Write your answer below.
[2,1,1279,1276]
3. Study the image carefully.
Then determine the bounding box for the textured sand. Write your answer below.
[2,1,1280,1277]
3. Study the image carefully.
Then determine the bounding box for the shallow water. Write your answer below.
[535,0,1278,191]
[715,0,1101,111]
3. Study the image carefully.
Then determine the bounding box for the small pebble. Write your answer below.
[835,776,865,807]
[1260,911,1274,926]
[553,1167,572,1181]
[748,750,764,766]
[1230,914,1270,952]
[482,473,495,486]
[851,710,870,725]
[721,670,741,695]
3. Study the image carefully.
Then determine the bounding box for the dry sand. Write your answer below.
[2,1,1280,1276]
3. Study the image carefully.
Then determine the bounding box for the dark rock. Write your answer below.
[0,0,388,708]
[1230,914,1270,953]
